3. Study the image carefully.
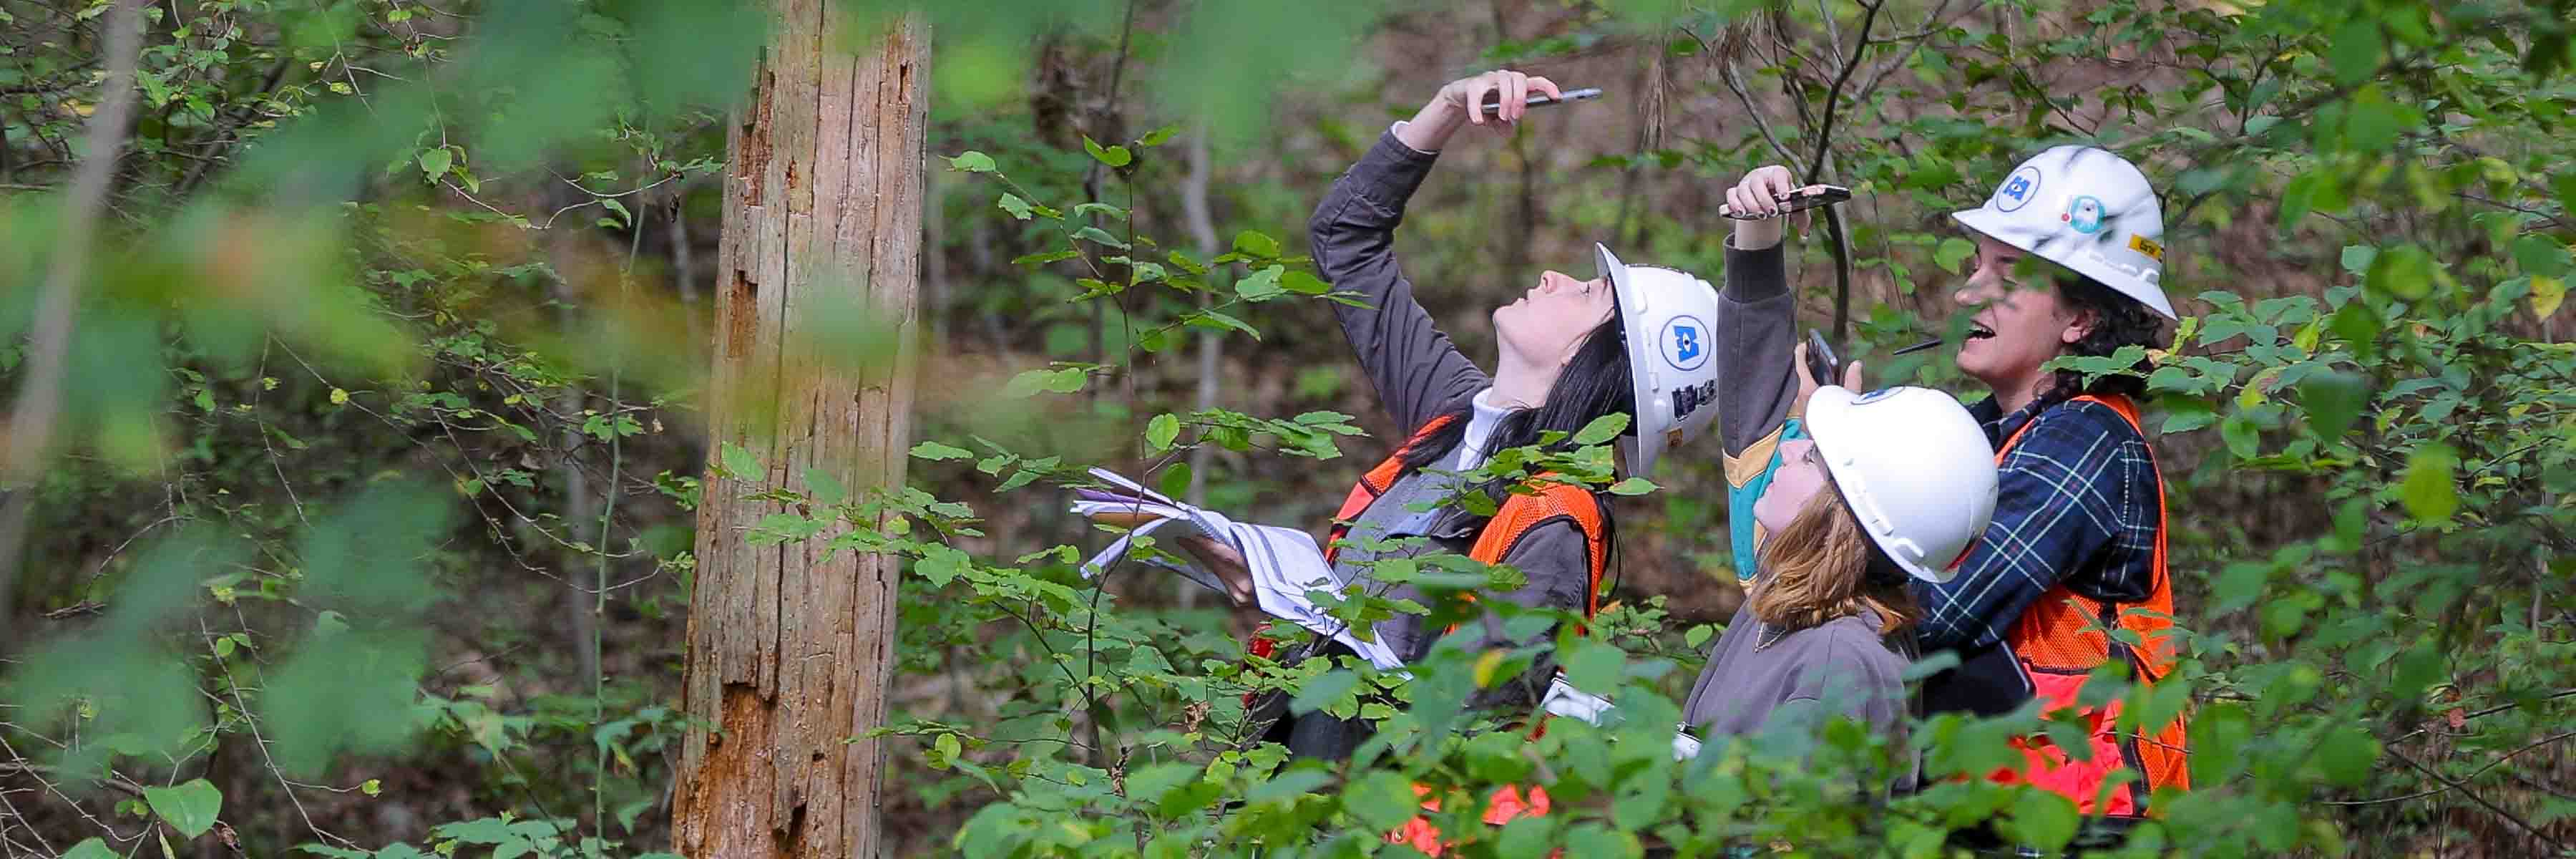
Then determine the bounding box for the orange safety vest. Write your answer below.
[1243,415,1609,853]
[1248,414,1611,658]
[1989,394,2190,818]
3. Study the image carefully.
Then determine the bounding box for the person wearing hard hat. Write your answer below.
[1677,367,2000,743]
[1176,70,1727,765]
[1724,148,2189,825]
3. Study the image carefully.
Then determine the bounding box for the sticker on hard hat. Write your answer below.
[1671,379,1718,422]
[1659,316,1709,372]
[2064,195,2106,234]
[1994,165,2043,213]
[2128,233,2165,261]
[1849,387,1901,405]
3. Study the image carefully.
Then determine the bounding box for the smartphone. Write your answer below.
[1805,329,1842,388]
[1480,87,1603,115]
[1722,184,1853,220]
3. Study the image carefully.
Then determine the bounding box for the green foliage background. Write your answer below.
[0,0,2570,855]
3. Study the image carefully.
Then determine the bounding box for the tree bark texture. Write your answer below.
[674,6,926,857]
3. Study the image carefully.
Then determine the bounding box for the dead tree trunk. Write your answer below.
[674,6,927,856]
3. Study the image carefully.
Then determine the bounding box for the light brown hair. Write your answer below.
[1750,478,1921,636]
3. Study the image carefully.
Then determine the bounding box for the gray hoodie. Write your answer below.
[1676,239,1916,742]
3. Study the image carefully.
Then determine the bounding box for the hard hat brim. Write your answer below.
[1597,243,1667,476]
[1805,387,1962,585]
[1950,208,2180,319]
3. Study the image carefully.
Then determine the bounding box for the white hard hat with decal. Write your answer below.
[1951,146,2177,319]
[1596,243,1722,476]
[1803,385,1998,583]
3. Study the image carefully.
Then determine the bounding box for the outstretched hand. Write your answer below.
[1397,69,1562,152]
[1725,165,1800,251]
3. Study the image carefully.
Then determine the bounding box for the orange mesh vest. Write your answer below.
[1248,414,1611,659]
[1262,416,1609,849]
[1990,394,2190,817]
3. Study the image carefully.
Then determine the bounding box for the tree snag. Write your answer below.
[674,6,927,856]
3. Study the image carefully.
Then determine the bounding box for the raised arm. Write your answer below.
[1713,166,1864,580]
[1715,165,1805,462]
[1308,72,1560,433]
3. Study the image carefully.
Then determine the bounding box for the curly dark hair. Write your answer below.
[2044,274,2170,402]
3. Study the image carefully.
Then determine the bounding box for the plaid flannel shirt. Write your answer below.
[1911,393,2162,654]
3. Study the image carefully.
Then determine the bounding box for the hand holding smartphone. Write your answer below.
[1722,185,1853,220]
[1804,329,1843,389]
[1480,87,1602,115]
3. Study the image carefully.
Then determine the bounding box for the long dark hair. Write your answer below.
[1381,314,1633,589]
[1392,314,1634,484]
[2044,274,2167,402]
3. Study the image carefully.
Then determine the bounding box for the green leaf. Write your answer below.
[1606,477,1657,496]
[2399,444,2458,522]
[1289,669,1360,715]
[1934,237,1976,274]
[2364,243,2436,301]
[1072,226,1129,249]
[1282,269,1331,295]
[2316,724,2379,787]
[1002,367,1089,397]
[1234,266,1286,301]
[1574,413,1629,445]
[418,147,452,183]
[802,467,849,506]
[1232,230,1282,258]
[1340,771,1419,832]
[910,441,975,461]
[1184,310,1260,339]
[145,778,223,838]
[995,193,1034,220]
[1137,124,1181,147]
[1246,769,1330,803]
[2006,788,2077,850]
[2328,19,2383,86]
[1146,413,1181,451]
[2220,414,2260,460]
[2296,370,2368,445]
[718,442,761,480]
[64,839,117,859]
[947,151,997,173]
[1560,639,1624,693]
[2338,245,2376,274]
[1080,136,1133,168]
[1011,249,1080,266]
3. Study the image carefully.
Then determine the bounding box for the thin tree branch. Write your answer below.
[2386,747,2570,852]
[1802,0,1883,185]
[0,0,147,653]
[2326,730,2576,807]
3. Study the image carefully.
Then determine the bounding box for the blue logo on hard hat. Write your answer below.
[1660,316,1709,372]
[1995,165,2043,213]
[2064,195,2106,233]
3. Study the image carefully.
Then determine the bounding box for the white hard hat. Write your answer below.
[1596,243,1722,477]
[1802,386,1999,584]
[1951,146,2177,319]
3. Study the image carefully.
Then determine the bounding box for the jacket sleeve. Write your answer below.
[1460,520,1591,711]
[1911,403,2145,652]
[1717,236,1799,467]
[1309,129,1491,434]
[1716,236,1802,581]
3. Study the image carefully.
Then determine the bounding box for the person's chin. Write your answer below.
[1954,344,2008,391]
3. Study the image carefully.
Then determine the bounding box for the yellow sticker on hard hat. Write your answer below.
[2129,234,2165,261]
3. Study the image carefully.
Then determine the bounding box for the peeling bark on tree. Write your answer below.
[674,6,927,857]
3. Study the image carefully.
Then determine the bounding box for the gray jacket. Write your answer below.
[1678,238,1915,740]
[1279,130,1593,754]
[1681,602,1913,739]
